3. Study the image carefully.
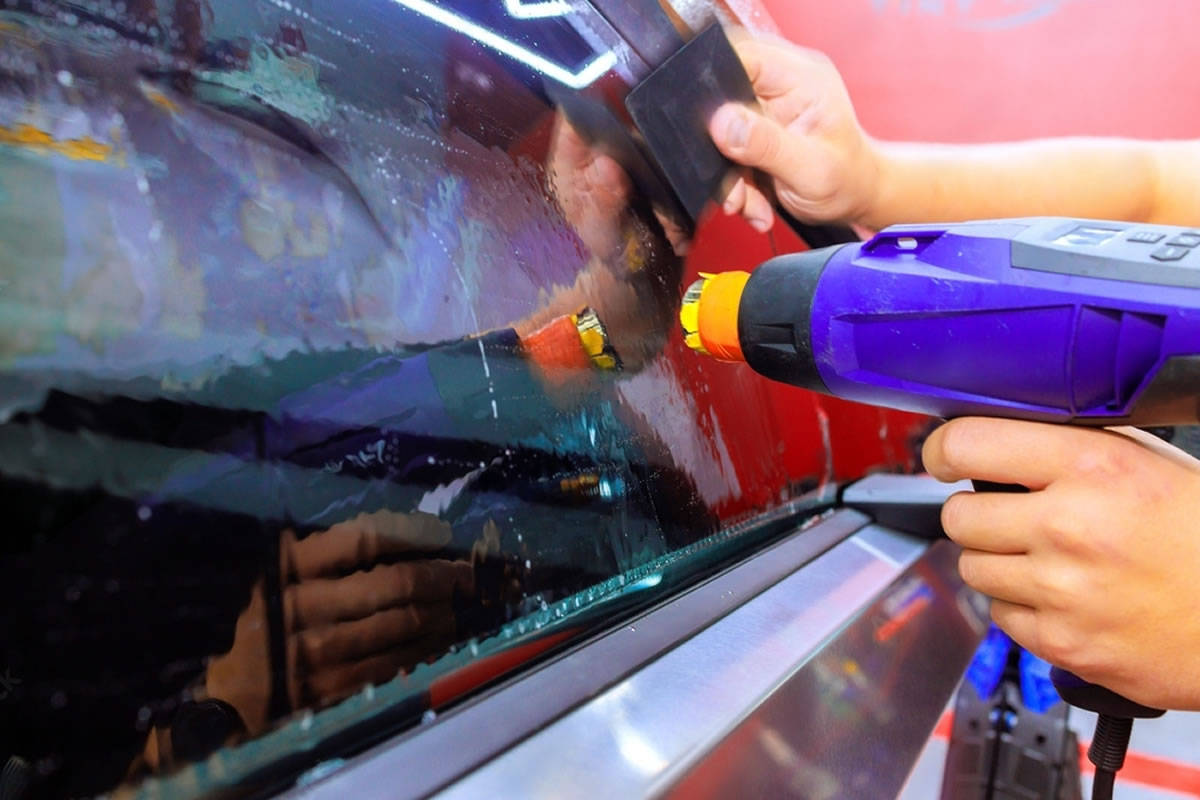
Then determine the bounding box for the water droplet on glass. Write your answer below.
[468,640,479,656]
[299,711,314,730]
[421,709,437,725]
[137,505,151,521]
[524,559,531,570]
[56,70,73,87]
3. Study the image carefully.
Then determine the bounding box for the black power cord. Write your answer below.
[1051,666,1166,800]
[1087,714,1134,800]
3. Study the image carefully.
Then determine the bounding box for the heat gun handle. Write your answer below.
[971,480,1026,495]
[1050,667,1165,719]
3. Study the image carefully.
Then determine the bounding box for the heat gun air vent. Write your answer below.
[1071,307,1166,412]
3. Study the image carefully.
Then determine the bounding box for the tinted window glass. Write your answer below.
[0,2,835,797]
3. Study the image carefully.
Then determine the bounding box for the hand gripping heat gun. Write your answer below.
[680,216,1200,799]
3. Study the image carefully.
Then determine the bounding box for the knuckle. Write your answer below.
[1040,507,1086,552]
[1039,622,1089,673]
[298,628,330,665]
[389,563,416,599]
[1035,565,1083,606]
[1038,638,1073,670]
[1073,438,1129,482]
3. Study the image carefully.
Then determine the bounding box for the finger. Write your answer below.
[290,510,452,580]
[722,176,748,215]
[957,549,1040,607]
[725,34,829,99]
[742,184,775,233]
[584,153,632,210]
[987,598,1041,655]
[294,602,457,669]
[710,104,795,184]
[922,418,1126,490]
[305,639,455,706]
[287,560,475,629]
[941,490,1044,554]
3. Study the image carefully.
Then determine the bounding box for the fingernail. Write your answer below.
[723,197,737,215]
[713,105,749,151]
[749,216,772,233]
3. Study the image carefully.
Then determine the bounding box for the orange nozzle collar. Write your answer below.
[680,271,750,363]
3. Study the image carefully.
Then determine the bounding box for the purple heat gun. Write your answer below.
[681,217,1199,426]
[681,216,1200,800]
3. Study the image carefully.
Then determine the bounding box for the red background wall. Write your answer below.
[761,0,1200,143]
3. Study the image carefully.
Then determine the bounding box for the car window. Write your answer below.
[0,2,837,797]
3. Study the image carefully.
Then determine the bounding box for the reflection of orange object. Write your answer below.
[680,271,749,363]
[139,80,181,115]
[522,313,593,374]
[0,123,113,162]
[521,307,621,394]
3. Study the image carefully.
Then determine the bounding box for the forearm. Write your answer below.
[865,137,1200,230]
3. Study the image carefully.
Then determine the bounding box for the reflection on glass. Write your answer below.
[0,1,808,797]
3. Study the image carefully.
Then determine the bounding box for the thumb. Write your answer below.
[710,104,792,179]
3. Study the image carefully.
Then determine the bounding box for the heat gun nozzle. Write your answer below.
[679,271,750,363]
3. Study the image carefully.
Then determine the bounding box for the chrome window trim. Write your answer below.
[284,508,872,799]
[431,531,980,799]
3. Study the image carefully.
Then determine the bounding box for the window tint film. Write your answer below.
[0,1,854,797]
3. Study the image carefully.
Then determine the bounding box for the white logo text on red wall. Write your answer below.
[871,0,1068,30]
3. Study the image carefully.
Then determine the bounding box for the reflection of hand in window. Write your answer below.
[515,115,690,379]
[201,510,484,737]
[546,115,690,260]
